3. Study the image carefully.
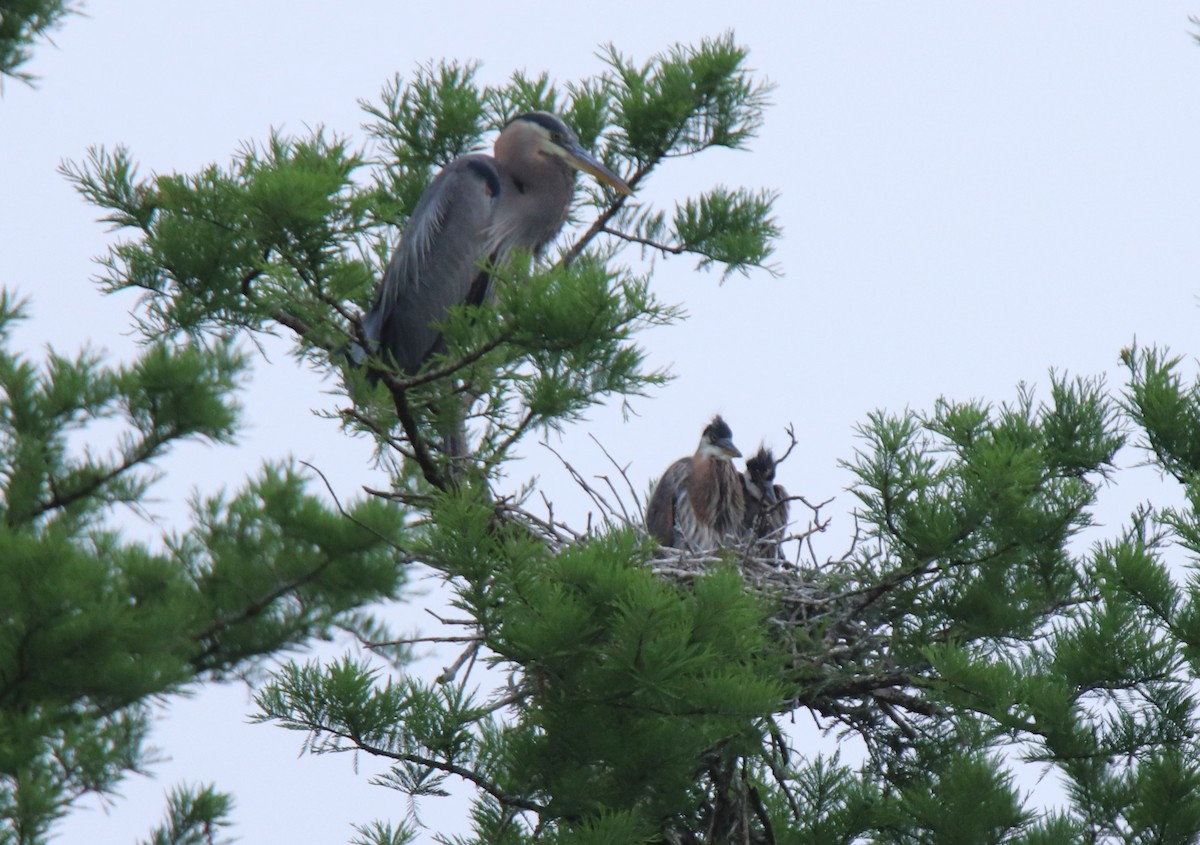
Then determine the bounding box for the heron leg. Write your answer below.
[435,390,475,483]
[440,414,469,462]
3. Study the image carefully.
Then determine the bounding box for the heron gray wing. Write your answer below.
[645,457,691,547]
[744,481,789,560]
[365,155,505,374]
[768,483,790,536]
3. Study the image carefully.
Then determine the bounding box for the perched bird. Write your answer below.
[645,416,746,552]
[362,111,633,375]
[741,447,790,560]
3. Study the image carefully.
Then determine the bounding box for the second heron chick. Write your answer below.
[742,447,790,560]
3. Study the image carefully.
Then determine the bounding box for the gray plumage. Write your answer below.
[362,112,632,374]
[741,447,790,560]
[645,416,745,552]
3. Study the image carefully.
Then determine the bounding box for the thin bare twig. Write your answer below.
[559,164,647,267]
[437,639,483,685]
[588,432,644,516]
[540,440,621,528]
[599,226,686,257]
[367,634,484,648]
[481,688,532,715]
[298,460,412,555]
[425,608,478,627]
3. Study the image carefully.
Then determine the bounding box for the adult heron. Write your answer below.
[362,111,633,375]
[645,416,745,552]
[741,447,789,560]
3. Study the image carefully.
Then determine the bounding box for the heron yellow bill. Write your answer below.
[563,142,633,196]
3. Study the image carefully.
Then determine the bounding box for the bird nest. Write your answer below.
[648,541,847,631]
[647,534,885,702]
[539,433,856,623]
[484,434,927,744]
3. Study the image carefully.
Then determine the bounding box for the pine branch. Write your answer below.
[601,225,686,257]
[351,736,545,815]
[17,428,175,525]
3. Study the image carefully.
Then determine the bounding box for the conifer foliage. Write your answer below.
[0,0,77,86]
[7,26,1200,845]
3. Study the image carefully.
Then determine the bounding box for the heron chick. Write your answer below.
[742,447,790,560]
[362,112,633,375]
[645,416,746,552]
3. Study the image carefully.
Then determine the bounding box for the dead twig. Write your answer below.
[436,638,483,685]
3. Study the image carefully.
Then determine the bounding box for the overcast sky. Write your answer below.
[5,2,1200,842]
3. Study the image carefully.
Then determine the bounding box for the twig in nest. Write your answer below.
[774,423,800,467]
[588,432,644,516]
[540,440,624,528]
[497,499,582,549]
[595,473,633,523]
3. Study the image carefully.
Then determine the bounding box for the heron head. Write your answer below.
[698,415,741,461]
[744,447,778,502]
[507,112,633,196]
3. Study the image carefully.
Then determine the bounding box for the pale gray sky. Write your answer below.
[4,2,1200,842]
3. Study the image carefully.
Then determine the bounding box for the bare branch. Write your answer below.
[540,440,623,529]
[559,164,648,267]
[436,639,483,685]
[588,432,644,517]
[599,226,686,257]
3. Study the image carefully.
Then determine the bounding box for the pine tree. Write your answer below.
[0,288,408,844]
[10,29,1200,845]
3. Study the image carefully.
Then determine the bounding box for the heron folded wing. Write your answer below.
[646,457,692,548]
[366,155,506,374]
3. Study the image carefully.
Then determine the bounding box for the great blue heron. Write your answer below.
[645,416,745,552]
[742,447,789,560]
[362,112,633,375]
